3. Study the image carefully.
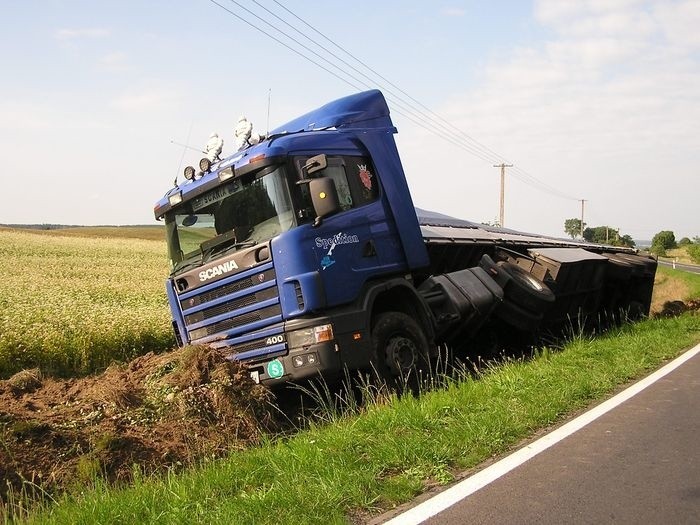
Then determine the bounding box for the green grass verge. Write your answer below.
[16,312,700,524]
[656,264,700,300]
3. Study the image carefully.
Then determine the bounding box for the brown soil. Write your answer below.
[0,346,274,505]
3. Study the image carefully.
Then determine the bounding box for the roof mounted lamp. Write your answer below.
[199,157,212,173]
[184,165,196,181]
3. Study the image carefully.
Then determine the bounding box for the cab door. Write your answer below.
[295,155,406,306]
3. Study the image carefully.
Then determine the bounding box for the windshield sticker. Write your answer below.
[358,164,373,191]
[191,183,238,212]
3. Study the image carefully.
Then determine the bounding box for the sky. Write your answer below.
[1,0,698,241]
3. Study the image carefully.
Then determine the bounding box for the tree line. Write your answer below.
[563,218,635,248]
[563,218,700,263]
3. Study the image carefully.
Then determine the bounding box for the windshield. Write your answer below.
[165,165,294,270]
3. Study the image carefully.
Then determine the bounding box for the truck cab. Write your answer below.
[154,90,431,385]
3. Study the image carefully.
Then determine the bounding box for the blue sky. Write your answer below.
[1,0,698,240]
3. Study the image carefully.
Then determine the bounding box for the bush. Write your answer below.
[687,244,700,264]
[650,243,667,257]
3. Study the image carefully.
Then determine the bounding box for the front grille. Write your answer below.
[188,304,281,341]
[181,269,276,309]
[179,262,280,343]
[184,287,277,325]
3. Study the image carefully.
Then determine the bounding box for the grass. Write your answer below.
[654,265,700,305]
[12,311,699,524]
[658,245,700,266]
[0,229,173,378]
[666,265,700,299]
[2,228,700,522]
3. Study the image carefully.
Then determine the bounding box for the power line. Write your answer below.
[208,0,582,203]
[269,0,511,165]
[208,0,497,163]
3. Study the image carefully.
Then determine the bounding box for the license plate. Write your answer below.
[250,370,260,384]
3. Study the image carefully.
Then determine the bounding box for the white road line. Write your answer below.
[384,342,700,525]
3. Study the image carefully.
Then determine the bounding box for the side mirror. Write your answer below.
[309,177,340,227]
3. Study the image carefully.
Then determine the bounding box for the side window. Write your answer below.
[343,157,379,205]
[324,160,353,210]
[294,155,379,217]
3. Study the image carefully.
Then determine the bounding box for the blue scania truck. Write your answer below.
[154,90,655,385]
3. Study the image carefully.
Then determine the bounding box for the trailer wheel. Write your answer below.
[371,312,430,382]
[497,262,555,313]
[493,299,544,332]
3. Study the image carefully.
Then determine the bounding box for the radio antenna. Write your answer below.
[173,121,196,186]
[266,88,271,136]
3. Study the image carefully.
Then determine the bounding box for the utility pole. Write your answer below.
[493,163,513,227]
[580,199,587,238]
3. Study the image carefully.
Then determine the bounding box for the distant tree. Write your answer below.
[581,225,635,247]
[582,227,598,242]
[583,226,614,244]
[687,244,700,264]
[678,237,691,246]
[564,218,585,238]
[618,234,636,248]
[651,230,676,251]
[650,244,666,257]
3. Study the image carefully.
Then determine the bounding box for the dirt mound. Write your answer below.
[0,346,274,505]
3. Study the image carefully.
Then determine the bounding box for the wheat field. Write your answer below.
[0,228,175,378]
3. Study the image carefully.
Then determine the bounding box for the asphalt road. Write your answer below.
[375,348,700,525]
[422,349,700,524]
[658,259,700,274]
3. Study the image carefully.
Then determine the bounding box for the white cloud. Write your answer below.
[399,0,700,238]
[655,0,700,48]
[98,52,130,72]
[440,7,466,17]
[55,28,110,40]
[110,89,182,112]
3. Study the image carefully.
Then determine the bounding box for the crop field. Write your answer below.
[0,228,174,378]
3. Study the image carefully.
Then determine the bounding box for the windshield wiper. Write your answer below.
[200,231,255,263]
[172,258,201,275]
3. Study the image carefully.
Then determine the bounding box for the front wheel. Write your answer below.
[371,312,431,383]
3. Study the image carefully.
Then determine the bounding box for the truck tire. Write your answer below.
[371,312,430,382]
[478,254,512,288]
[493,299,544,332]
[496,262,555,313]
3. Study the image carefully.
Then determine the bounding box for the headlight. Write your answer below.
[168,192,183,206]
[288,323,334,348]
[218,167,234,182]
[184,166,196,181]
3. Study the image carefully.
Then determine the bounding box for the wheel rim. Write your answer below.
[385,335,418,375]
